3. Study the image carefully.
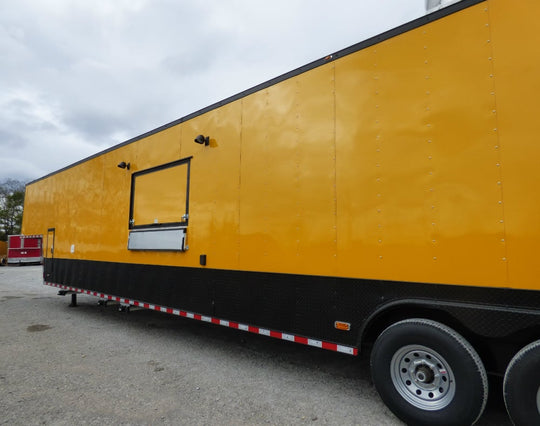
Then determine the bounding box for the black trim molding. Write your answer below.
[44,256,540,374]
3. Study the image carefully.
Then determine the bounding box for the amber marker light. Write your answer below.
[334,321,351,331]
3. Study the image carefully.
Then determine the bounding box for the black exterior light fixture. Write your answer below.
[117,161,130,170]
[194,134,210,146]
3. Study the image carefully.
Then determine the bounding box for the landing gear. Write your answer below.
[371,318,488,426]
[57,290,77,307]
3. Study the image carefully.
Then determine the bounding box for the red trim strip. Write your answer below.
[44,281,358,356]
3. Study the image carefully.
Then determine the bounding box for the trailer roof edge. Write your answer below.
[27,0,485,187]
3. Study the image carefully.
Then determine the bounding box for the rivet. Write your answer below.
[502,257,507,261]
[501,238,505,242]
[500,219,504,223]
[379,256,383,259]
[433,257,437,260]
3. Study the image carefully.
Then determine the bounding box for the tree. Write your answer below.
[0,179,26,241]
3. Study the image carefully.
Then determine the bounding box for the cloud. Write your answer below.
[0,0,425,183]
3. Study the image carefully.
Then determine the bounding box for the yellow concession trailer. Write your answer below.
[22,1,540,424]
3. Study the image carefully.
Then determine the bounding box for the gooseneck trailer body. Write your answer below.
[22,1,540,424]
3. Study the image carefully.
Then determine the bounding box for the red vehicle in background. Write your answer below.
[7,234,43,265]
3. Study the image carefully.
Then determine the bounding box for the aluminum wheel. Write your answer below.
[390,344,456,410]
[371,319,487,425]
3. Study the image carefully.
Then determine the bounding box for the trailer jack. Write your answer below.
[57,290,77,307]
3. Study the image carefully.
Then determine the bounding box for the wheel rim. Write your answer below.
[390,344,456,410]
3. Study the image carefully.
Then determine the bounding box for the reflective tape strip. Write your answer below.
[44,281,358,356]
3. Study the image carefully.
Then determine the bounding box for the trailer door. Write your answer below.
[44,228,55,280]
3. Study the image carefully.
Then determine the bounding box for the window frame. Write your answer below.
[128,157,192,230]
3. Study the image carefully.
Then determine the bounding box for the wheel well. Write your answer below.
[360,303,540,375]
[360,304,485,362]
[360,302,540,381]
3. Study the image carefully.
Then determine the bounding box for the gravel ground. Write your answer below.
[0,266,510,425]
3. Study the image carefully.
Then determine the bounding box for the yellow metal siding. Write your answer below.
[238,65,337,275]
[22,0,540,290]
[488,0,540,289]
[335,2,506,286]
[184,100,243,269]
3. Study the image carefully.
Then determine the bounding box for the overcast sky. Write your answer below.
[1,0,429,183]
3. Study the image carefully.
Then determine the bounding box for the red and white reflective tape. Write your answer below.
[45,281,358,356]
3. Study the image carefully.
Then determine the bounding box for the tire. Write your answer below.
[370,318,488,426]
[503,340,540,426]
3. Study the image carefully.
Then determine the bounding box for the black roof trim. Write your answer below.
[28,0,486,186]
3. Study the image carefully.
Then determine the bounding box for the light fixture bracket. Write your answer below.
[194,135,210,146]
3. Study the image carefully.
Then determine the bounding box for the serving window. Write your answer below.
[128,157,191,251]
